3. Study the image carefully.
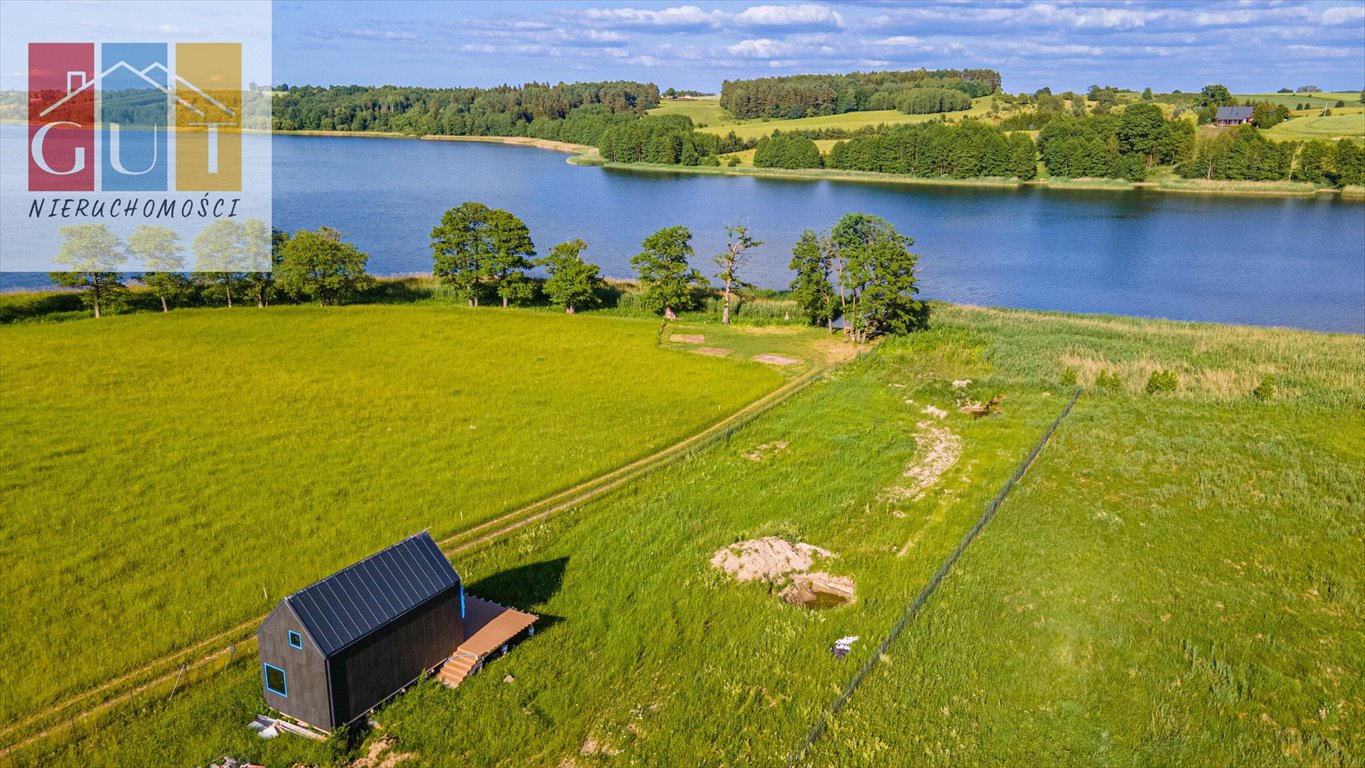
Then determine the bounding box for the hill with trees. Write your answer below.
[719,69,1002,119]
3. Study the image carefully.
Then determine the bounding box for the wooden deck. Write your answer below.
[435,595,537,688]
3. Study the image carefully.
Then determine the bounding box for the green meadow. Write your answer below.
[18,304,1363,766]
[649,95,995,143]
[0,305,825,728]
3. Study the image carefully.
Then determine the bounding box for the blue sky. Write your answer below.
[272,0,1365,93]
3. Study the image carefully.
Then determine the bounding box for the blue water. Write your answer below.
[9,131,1365,332]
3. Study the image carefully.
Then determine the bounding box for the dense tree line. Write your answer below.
[597,115,722,165]
[753,134,823,169]
[826,121,1037,180]
[46,221,375,317]
[1180,127,1364,185]
[272,81,661,144]
[895,87,973,115]
[719,69,1000,119]
[1038,106,1194,180]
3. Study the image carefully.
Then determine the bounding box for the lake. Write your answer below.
[8,129,1365,332]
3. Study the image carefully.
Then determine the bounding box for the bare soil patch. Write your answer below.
[744,440,789,462]
[754,354,803,366]
[670,334,706,344]
[882,421,963,503]
[694,346,732,357]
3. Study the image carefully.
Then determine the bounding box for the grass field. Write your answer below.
[649,96,994,142]
[809,307,1365,766]
[1266,112,1365,141]
[18,304,1363,766]
[1237,92,1362,110]
[0,305,833,728]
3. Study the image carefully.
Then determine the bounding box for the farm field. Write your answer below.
[21,304,1364,767]
[649,95,994,142]
[1266,112,1365,141]
[0,305,822,729]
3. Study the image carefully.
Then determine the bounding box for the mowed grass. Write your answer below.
[16,305,1364,766]
[648,95,994,142]
[809,306,1365,766]
[0,305,801,726]
[1266,112,1365,141]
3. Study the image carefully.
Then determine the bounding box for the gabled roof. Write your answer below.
[284,532,459,657]
[1215,106,1254,121]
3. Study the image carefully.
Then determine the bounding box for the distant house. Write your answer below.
[257,531,536,733]
[1215,106,1255,126]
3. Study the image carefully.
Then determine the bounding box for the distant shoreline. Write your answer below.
[273,129,1363,200]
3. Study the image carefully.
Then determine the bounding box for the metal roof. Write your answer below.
[285,532,460,657]
[1215,106,1254,121]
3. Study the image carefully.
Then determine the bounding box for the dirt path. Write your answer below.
[2,361,835,755]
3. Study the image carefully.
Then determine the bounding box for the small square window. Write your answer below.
[288,630,302,649]
[264,664,287,698]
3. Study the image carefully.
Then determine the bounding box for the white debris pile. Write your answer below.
[831,636,860,659]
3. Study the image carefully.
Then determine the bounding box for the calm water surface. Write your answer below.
[273,135,1364,333]
[5,129,1362,332]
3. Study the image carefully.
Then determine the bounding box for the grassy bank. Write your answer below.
[16,304,1362,766]
[0,305,832,727]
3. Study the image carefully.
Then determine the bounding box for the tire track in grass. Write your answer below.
[787,388,1084,766]
[2,359,834,755]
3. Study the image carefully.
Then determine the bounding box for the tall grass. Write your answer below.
[13,304,1363,766]
[0,305,799,725]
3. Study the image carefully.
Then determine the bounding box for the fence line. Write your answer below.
[787,388,1083,766]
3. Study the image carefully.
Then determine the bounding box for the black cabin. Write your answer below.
[256,531,465,731]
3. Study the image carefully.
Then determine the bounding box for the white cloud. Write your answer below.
[1322,5,1365,25]
[733,4,844,30]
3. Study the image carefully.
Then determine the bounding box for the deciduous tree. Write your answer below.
[49,224,127,319]
[788,229,838,332]
[830,214,927,343]
[127,224,189,312]
[276,226,374,306]
[193,218,250,308]
[537,239,603,314]
[484,208,536,308]
[713,223,762,325]
[631,226,705,319]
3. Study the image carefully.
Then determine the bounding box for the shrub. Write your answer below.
[1060,367,1077,387]
[1253,374,1276,401]
[1146,369,1178,394]
[1095,370,1123,391]
[727,156,740,167]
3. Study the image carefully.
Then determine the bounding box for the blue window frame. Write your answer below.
[264,664,288,698]
[459,584,466,619]
[288,630,302,649]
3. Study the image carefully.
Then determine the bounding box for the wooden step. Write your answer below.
[437,655,481,688]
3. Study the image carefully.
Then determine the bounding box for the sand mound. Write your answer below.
[882,421,963,503]
[780,572,856,608]
[710,537,830,583]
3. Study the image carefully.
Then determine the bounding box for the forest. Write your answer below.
[825,121,1037,180]
[718,69,1002,119]
[596,115,724,165]
[270,81,661,143]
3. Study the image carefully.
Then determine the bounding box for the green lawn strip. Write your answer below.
[809,398,1364,766]
[0,305,793,725]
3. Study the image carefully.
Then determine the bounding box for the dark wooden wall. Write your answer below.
[329,586,463,727]
[257,603,334,730]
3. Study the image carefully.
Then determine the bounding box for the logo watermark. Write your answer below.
[0,1,272,273]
